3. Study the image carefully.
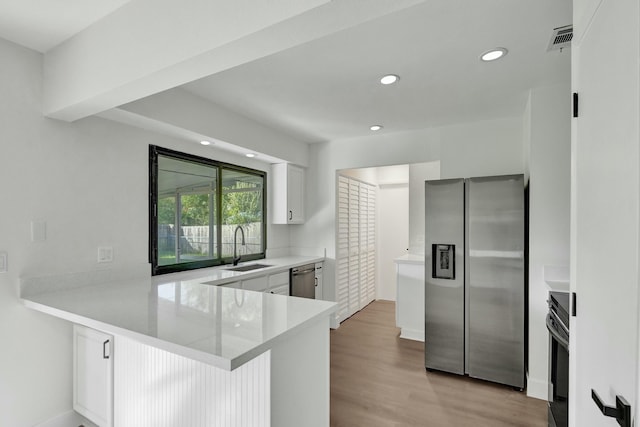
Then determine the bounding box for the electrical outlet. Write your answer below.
[0,252,7,273]
[31,220,46,242]
[97,247,113,263]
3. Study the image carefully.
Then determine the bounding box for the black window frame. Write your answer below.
[149,145,267,275]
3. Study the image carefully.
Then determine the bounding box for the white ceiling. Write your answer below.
[0,0,572,144]
[182,0,572,143]
[0,0,131,52]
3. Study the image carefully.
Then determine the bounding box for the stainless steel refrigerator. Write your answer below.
[424,175,525,389]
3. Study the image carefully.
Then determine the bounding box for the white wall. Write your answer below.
[292,116,524,325]
[524,84,571,399]
[439,118,524,179]
[0,37,290,426]
[338,167,378,183]
[376,166,410,301]
[408,161,441,255]
[377,184,409,301]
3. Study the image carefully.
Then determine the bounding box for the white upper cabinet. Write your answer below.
[272,163,305,224]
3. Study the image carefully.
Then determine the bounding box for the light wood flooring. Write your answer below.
[330,300,547,427]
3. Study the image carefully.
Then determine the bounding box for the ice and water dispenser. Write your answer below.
[432,244,455,280]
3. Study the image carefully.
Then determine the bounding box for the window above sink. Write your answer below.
[149,145,266,275]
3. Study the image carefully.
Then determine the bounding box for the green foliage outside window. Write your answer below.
[222,182,262,225]
[159,189,261,226]
[181,194,210,226]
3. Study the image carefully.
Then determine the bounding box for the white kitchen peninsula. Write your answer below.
[21,257,335,427]
[395,254,425,342]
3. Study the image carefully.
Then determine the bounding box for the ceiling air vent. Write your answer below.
[547,25,573,51]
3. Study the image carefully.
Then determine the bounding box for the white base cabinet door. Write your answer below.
[395,260,425,342]
[268,271,290,295]
[73,325,113,427]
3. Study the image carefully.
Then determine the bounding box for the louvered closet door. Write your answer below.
[348,179,360,317]
[359,182,369,309]
[336,176,350,322]
[366,184,376,302]
[336,175,377,323]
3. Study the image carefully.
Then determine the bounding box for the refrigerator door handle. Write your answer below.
[464,179,470,375]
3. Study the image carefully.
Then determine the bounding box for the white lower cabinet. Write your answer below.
[269,284,290,295]
[223,276,270,291]
[73,325,113,427]
[241,276,269,292]
[267,271,290,295]
[395,259,425,342]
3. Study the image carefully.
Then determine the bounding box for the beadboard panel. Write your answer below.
[114,337,270,427]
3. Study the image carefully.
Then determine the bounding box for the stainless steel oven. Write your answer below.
[547,291,569,427]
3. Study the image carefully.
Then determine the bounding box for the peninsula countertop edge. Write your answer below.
[20,256,336,371]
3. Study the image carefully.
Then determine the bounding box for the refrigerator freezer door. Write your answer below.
[467,175,525,388]
[425,179,465,374]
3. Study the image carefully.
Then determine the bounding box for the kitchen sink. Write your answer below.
[224,263,272,272]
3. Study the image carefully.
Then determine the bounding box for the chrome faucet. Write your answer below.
[233,225,245,266]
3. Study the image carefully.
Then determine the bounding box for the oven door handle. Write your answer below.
[546,313,569,350]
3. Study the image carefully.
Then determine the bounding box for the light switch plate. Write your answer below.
[97,247,113,263]
[0,252,7,273]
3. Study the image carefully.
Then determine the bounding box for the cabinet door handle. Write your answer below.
[315,277,318,287]
[289,210,293,221]
[103,339,110,359]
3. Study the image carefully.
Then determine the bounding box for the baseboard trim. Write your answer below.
[399,328,424,342]
[33,410,97,427]
[526,374,548,400]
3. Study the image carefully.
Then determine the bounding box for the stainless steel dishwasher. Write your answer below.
[290,263,316,299]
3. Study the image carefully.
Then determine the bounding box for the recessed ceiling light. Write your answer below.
[380,74,399,85]
[246,153,256,158]
[370,125,383,131]
[480,48,508,62]
[200,140,211,146]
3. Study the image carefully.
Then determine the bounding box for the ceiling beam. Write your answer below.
[104,88,309,166]
[43,0,426,122]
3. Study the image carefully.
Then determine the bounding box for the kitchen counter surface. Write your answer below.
[394,253,425,264]
[153,255,325,287]
[21,256,335,371]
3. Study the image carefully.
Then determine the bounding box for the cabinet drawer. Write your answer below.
[268,271,290,288]
[268,283,290,296]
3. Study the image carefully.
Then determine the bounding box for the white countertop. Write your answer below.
[21,256,336,371]
[152,255,324,286]
[394,253,425,265]
[544,265,570,291]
